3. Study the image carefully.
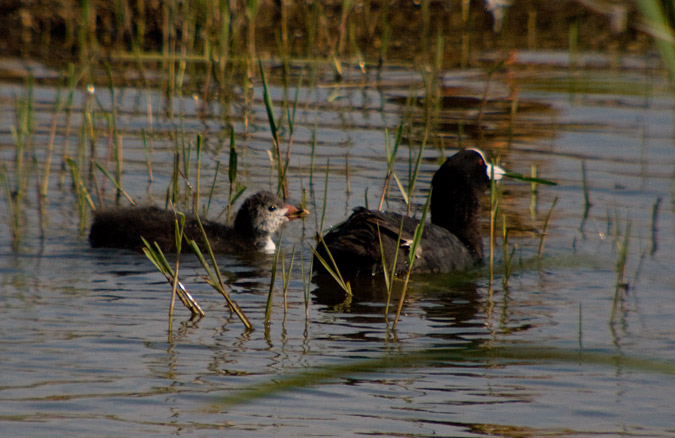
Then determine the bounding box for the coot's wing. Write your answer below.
[319,208,439,276]
[413,223,475,273]
[317,207,476,277]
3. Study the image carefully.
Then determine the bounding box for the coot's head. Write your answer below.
[430,148,505,258]
[234,191,309,241]
[432,148,504,195]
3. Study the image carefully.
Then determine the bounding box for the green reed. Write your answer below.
[5,76,36,247]
[336,0,354,56]
[569,17,580,70]
[313,236,353,297]
[41,82,65,202]
[403,128,426,216]
[225,127,246,221]
[650,197,662,255]
[215,0,231,86]
[581,160,591,211]
[203,159,220,217]
[538,197,558,260]
[103,65,124,202]
[378,220,405,320]
[318,159,330,235]
[507,95,518,149]
[265,234,283,327]
[477,59,507,144]
[299,251,312,323]
[188,213,253,330]
[245,0,259,76]
[420,0,430,61]
[614,217,632,288]
[78,0,94,65]
[179,124,191,195]
[94,162,135,206]
[489,161,501,285]
[610,218,632,324]
[308,125,317,190]
[59,64,78,187]
[141,213,205,326]
[281,245,297,317]
[192,134,203,214]
[378,122,403,210]
[80,84,96,177]
[12,75,34,185]
[312,160,352,296]
[501,214,517,288]
[276,0,290,78]
[378,0,392,67]
[529,164,538,218]
[635,0,675,82]
[165,146,180,208]
[393,189,432,328]
[0,166,20,249]
[259,59,293,199]
[65,158,96,232]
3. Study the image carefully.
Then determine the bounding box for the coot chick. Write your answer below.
[315,148,505,277]
[89,191,309,253]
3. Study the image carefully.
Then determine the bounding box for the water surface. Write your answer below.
[1,53,674,437]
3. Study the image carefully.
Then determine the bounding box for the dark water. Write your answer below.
[1,52,674,437]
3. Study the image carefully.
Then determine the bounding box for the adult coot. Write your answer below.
[89,191,309,253]
[315,148,505,277]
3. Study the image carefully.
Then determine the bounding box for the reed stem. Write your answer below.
[538,197,558,259]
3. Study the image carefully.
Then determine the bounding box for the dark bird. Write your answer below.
[89,191,309,253]
[314,148,505,277]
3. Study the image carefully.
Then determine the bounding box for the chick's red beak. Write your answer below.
[284,204,310,220]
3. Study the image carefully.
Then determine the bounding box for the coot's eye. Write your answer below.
[268,205,277,212]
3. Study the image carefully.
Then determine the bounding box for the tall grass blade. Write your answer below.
[66,157,96,231]
[95,161,136,205]
[205,160,220,216]
[378,219,405,319]
[635,0,675,82]
[610,219,632,324]
[538,197,558,259]
[378,122,403,210]
[265,234,283,326]
[187,214,252,330]
[393,189,432,328]
[226,126,246,221]
[0,165,20,248]
[140,235,205,319]
[313,237,352,296]
[258,59,288,198]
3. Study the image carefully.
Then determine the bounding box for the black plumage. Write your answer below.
[315,148,504,277]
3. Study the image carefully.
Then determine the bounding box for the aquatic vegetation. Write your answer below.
[225,128,246,222]
[2,2,674,436]
[538,197,558,260]
[208,344,675,409]
[66,158,96,232]
[141,214,205,323]
[635,0,675,82]
[501,214,517,288]
[187,214,253,331]
[392,189,431,328]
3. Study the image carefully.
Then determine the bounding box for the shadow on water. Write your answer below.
[312,268,496,338]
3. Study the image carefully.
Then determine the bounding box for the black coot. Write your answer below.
[89,191,309,253]
[315,148,505,277]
